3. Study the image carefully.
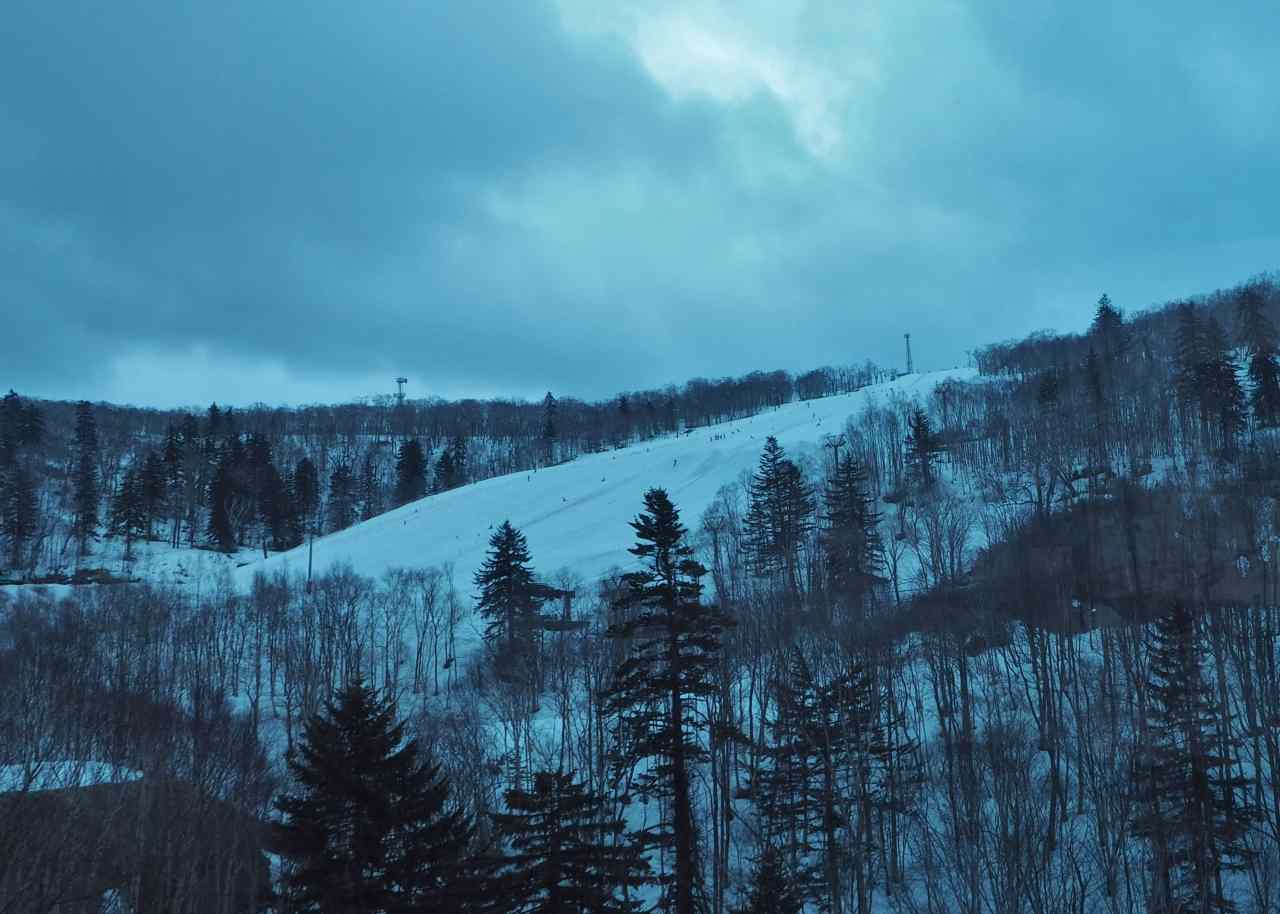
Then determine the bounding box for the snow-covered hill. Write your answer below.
[231,369,972,591]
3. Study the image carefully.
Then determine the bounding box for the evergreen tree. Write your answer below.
[275,680,473,913]
[393,438,428,506]
[1201,317,1245,456]
[109,467,147,559]
[1133,606,1257,914]
[1235,283,1280,428]
[1,462,39,569]
[0,390,43,466]
[823,451,882,612]
[256,460,291,552]
[733,845,802,914]
[1176,305,1245,452]
[71,401,99,558]
[542,392,558,463]
[1036,370,1060,411]
[905,408,942,489]
[0,392,42,571]
[450,435,468,487]
[162,424,188,547]
[139,451,166,540]
[474,521,555,652]
[431,437,468,493]
[604,488,733,914]
[178,413,202,546]
[327,463,357,533]
[207,450,238,552]
[744,437,815,593]
[757,648,904,914]
[1090,292,1128,366]
[490,770,650,913]
[433,446,457,493]
[293,457,321,542]
[360,454,381,521]
[1175,303,1206,409]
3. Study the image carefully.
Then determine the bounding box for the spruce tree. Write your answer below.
[604,488,733,914]
[1175,303,1205,409]
[393,438,428,506]
[542,392,558,463]
[1235,283,1280,428]
[108,467,147,559]
[207,450,238,552]
[162,423,186,547]
[0,392,41,572]
[1,462,38,569]
[451,435,469,486]
[823,451,882,612]
[360,454,381,521]
[139,451,165,541]
[756,647,908,914]
[734,845,802,914]
[744,437,814,593]
[293,457,321,544]
[71,401,99,559]
[327,463,357,533]
[474,521,554,652]
[1090,293,1128,366]
[0,390,43,466]
[1201,317,1245,455]
[904,408,942,489]
[1133,606,1257,914]
[275,680,473,914]
[490,770,650,913]
[256,460,290,552]
[433,447,456,493]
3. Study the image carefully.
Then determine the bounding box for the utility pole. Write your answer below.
[904,333,914,375]
[824,434,846,469]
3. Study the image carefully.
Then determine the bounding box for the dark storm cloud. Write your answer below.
[2,1,1278,407]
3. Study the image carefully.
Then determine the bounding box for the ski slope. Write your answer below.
[231,369,973,591]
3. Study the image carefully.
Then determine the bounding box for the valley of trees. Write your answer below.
[6,272,1280,912]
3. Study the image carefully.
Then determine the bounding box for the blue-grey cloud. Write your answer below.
[2,0,1278,407]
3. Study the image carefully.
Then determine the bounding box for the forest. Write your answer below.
[4,272,1280,913]
[0,360,884,580]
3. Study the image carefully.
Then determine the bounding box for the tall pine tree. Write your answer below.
[108,467,147,559]
[905,408,942,489]
[823,452,882,613]
[71,401,99,559]
[1,462,38,570]
[744,437,814,594]
[393,438,428,506]
[474,521,556,654]
[1133,606,1257,914]
[274,680,474,913]
[604,488,733,914]
[1235,283,1280,428]
[489,770,650,913]
[327,463,357,533]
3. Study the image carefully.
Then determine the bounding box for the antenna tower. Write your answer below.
[904,333,914,375]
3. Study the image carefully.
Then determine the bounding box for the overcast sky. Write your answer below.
[3,1,1278,409]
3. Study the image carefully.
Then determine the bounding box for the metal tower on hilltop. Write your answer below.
[904,333,914,375]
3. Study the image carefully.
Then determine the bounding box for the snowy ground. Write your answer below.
[230,368,973,593]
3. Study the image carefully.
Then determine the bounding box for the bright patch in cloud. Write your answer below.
[556,1,872,162]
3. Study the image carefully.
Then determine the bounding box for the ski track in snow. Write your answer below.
[230,368,973,592]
